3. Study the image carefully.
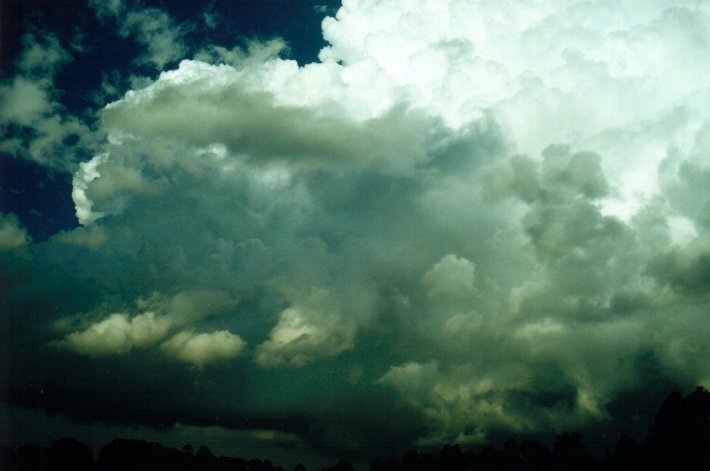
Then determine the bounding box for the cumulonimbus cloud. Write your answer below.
[3,0,710,460]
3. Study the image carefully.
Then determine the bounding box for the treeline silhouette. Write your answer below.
[1,386,708,471]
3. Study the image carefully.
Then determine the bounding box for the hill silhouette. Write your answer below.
[2,386,708,471]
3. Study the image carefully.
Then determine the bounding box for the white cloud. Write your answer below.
[123,8,188,69]
[16,32,71,78]
[0,77,54,126]
[316,1,710,219]
[90,0,188,69]
[255,289,357,368]
[64,311,172,356]
[0,33,95,171]
[378,361,440,404]
[162,330,246,366]
[61,290,239,357]
[72,153,108,224]
[194,39,289,68]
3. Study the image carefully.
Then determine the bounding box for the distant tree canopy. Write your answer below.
[1,386,708,471]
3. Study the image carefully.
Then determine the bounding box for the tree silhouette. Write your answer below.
[323,459,355,471]
[370,455,398,471]
[16,444,44,471]
[550,432,597,471]
[5,385,710,471]
[400,449,437,471]
[602,433,641,471]
[195,446,214,459]
[644,386,710,470]
[46,437,94,471]
[0,444,17,470]
[96,438,190,471]
[439,444,466,471]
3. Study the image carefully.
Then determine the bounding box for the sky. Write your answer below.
[2,0,710,468]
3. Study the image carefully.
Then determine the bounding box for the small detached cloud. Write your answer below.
[0,32,96,171]
[89,0,189,70]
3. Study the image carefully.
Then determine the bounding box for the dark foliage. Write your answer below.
[96,439,192,471]
[3,386,709,471]
[0,444,17,470]
[46,437,94,471]
[643,386,710,470]
[600,434,639,471]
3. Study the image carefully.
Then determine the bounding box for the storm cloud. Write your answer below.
[3,0,710,464]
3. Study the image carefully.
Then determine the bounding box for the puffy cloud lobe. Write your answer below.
[64,311,172,356]
[161,330,246,366]
[487,145,638,300]
[378,361,440,407]
[95,59,444,176]
[422,254,475,298]
[487,145,608,205]
[316,0,710,220]
[649,233,710,295]
[377,360,590,446]
[61,290,240,359]
[659,127,710,231]
[0,213,31,251]
[255,289,360,368]
[72,154,108,224]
